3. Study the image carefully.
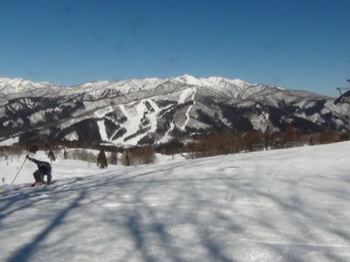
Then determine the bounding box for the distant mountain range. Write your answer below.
[0,75,349,146]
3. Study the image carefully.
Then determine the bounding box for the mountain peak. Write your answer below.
[174,74,202,85]
[0,77,56,95]
[206,76,248,86]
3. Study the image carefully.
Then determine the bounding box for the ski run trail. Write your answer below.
[2,142,350,261]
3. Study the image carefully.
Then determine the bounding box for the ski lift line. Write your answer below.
[336,88,350,96]
[336,79,350,91]
[334,79,350,105]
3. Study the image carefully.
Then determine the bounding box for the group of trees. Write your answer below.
[79,146,155,168]
[1,126,348,167]
[121,145,155,166]
[156,127,349,159]
[95,146,156,168]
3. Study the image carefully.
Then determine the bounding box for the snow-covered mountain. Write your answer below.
[0,75,349,146]
[0,77,54,94]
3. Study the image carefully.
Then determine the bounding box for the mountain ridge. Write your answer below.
[0,75,348,147]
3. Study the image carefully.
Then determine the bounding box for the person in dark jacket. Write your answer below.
[26,155,52,186]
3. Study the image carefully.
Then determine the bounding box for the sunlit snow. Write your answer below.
[1,142,350,261]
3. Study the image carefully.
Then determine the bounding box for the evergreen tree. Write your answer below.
[309,137,314,146]
[48,150,56,162]
[110,148,118,165]
[122,150,131,166]
[63,149,68,159]
[97,149,108,168]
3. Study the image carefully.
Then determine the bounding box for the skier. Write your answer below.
[26,155,52,186]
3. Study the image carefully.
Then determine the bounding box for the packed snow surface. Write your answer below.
[2,142,350,261]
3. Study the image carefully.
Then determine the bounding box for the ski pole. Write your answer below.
[11,157,27,185]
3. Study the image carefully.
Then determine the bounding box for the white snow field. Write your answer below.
[1,142,350,261]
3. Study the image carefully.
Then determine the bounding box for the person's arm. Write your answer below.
[26,155,41,165]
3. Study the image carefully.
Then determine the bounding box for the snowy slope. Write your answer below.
[1,142,350,261]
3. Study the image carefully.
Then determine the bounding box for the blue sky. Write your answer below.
[0,0,349,96]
